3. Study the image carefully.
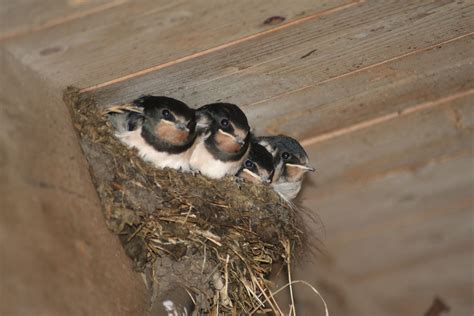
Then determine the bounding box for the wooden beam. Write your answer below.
[0,46,148,316]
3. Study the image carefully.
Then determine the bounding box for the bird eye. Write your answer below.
[245,160,254,168]
[282,152,290,160]
[162,109,171,118]
[220,118,229,127]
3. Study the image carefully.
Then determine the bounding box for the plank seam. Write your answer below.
[247,32,474,108]
[79,0,363,93]
[0,0,128,42]
[300,88,474,147]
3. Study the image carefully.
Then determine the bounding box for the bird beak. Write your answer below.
[286,163,315,172]
[306,165,316,172]
[262,176,272,184]
[236,137,245,146]
[176,122,189,132]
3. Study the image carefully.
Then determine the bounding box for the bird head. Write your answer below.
[139,96,196,147]
[237,142,274,184]
[258,135,315,183]
[196,103,251,154]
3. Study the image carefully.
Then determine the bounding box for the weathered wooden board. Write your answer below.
[301,95,473,201]
[294,97,473,316]
[0,0,119,41]
[87,0,473,107]
[364,249,473,316]
[298,243,473,316]
[0,46,148,315]
[326,156,472,278]
[2,0,472,315]
[3,0,349,88]
[248,35,474,139]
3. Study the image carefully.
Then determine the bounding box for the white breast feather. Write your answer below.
[115,127,192,171]
[189,137,248,179]
[272,181,302,201]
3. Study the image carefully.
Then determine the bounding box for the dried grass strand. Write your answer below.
[272,280,329,316]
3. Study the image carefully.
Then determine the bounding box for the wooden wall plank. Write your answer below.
[309,95,472,192]
[295,219,472,316]
[3,0,349,88]
[306,154,473,281]
[329,169,472,279]
[248,36,474,139]
[298,243,473,316]
[87,0,472,107]
[0,0,118,41]
[2,1,472,315]
[301,96,472,225]
[292,98,473,315]
[365,249,473,316]
[293,97,473,316]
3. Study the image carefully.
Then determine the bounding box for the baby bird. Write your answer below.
[189,103,251,179]
[108,95,197,171]
[257,135,315,200]
[236,142,274,184]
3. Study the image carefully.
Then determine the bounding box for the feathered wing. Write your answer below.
[195,107,213,135]
[104,102,145,133]
[108,111,143,132]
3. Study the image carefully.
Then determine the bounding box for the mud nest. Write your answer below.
[64,87,307,315]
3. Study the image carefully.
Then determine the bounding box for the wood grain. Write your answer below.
[294,97,473,316]
[0,0,122,41]
[250,35,474,139]
[367,249,473,316]
[3,0,349,88]
[87,0,473,107]
[328,170,472,279]
[301,94,472,203]
[2,1,472,315]
[0,46,148,316]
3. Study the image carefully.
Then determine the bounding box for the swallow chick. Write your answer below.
[257,135,315,200]
[236,142,274,184]
[189,103,251,179]
[108,95,197,171]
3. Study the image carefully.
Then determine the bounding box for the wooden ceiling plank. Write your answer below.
[246,36,474,140]
[298,96,473,283]
[0,0,122,41]
[3,0,349,88]
[86,0,472,107]
[332,191,472,279]
[360,250,473,316]
[295,98,473,315]
[301,95,473,210]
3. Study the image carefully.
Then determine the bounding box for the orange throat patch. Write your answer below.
[215,129,243,153]
[240,169,262,184]
[154,121,189,145]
